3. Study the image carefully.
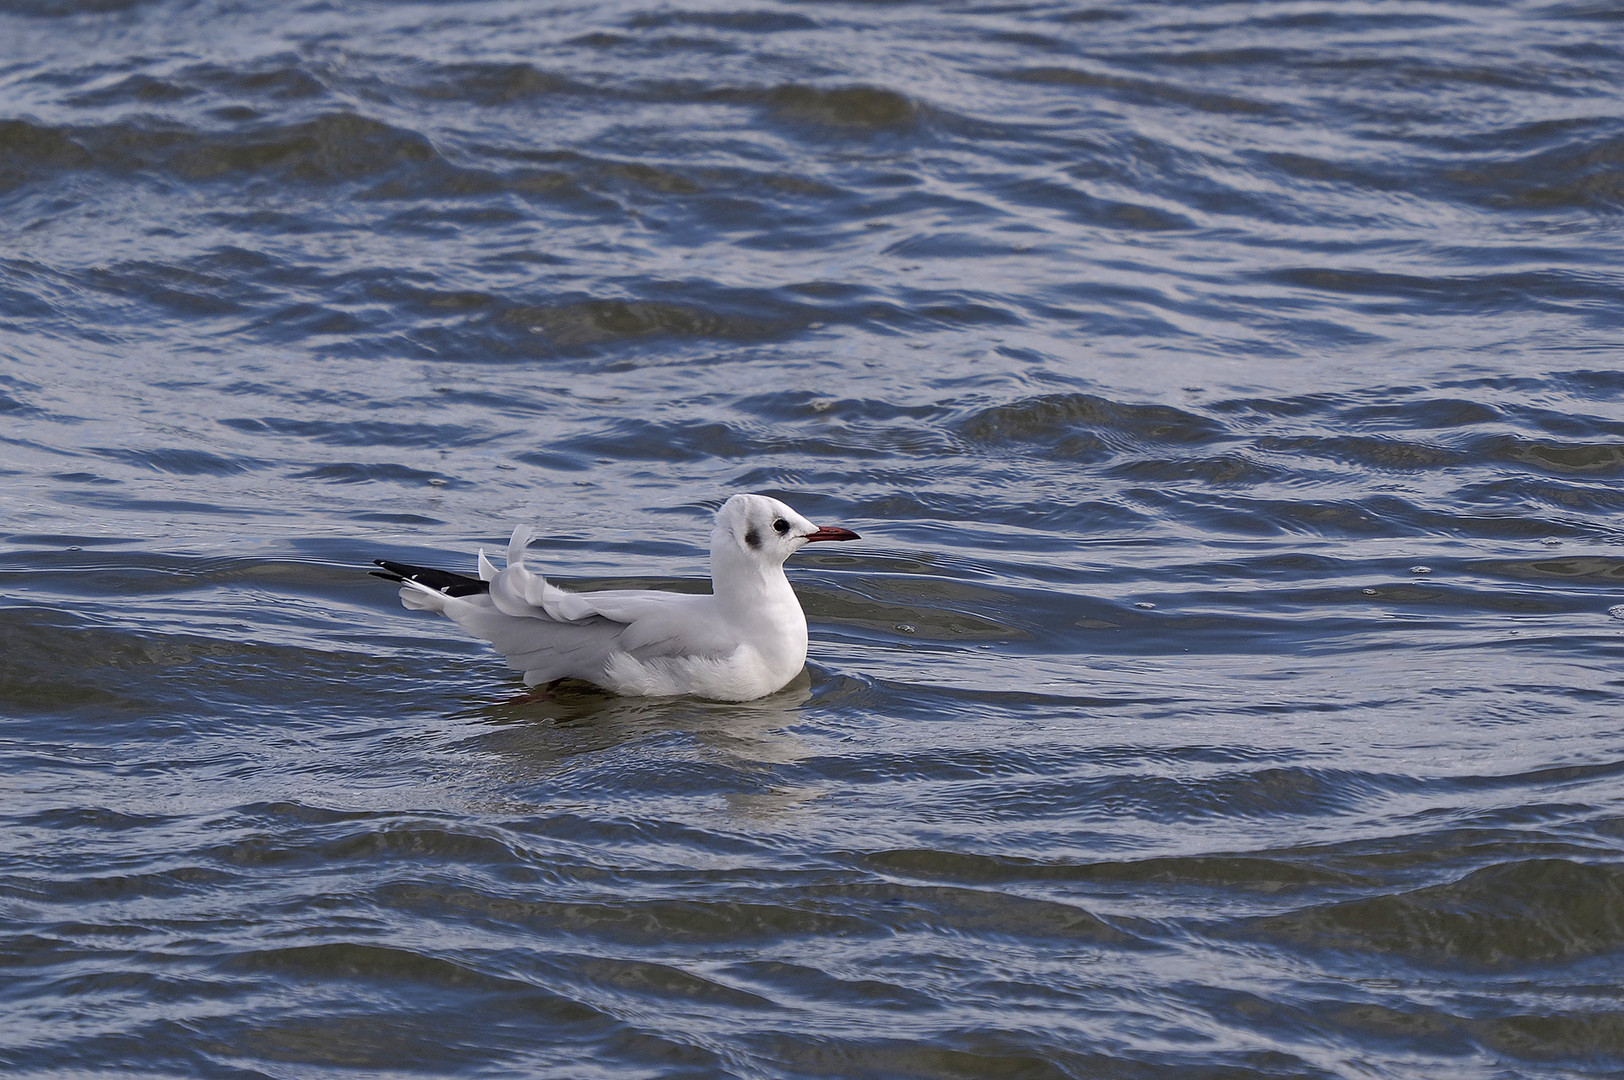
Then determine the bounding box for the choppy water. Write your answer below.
[4,1,1624,1076]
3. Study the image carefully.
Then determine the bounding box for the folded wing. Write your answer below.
[384,526,732,687]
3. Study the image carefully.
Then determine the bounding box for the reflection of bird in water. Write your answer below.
[373,494,859,701]
[461,674,828,820]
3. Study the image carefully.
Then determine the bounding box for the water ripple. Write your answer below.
[4,0,1624,1076]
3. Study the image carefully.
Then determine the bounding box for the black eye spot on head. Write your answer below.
[772,518,789,535]
[744,528,761,549]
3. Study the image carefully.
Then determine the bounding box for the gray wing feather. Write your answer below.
[398,526,733,687]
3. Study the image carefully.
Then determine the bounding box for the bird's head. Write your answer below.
[712,493,860,570]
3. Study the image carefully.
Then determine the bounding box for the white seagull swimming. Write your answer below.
[373,493,861,701]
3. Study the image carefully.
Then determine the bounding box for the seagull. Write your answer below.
[372,493,860,701]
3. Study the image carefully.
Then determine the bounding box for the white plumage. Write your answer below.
[374,493,860,701]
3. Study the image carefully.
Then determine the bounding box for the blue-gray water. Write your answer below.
[4,1,1624,1077]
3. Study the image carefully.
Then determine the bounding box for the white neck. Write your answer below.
[711,542,794,612]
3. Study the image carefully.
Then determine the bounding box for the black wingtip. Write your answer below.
[369,558,491,597]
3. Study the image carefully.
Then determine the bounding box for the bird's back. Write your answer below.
[405,575,803,698]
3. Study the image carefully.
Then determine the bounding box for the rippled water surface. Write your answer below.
[5,1,1624,1076]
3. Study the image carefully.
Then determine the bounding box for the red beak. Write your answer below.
[803,525,860,543]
